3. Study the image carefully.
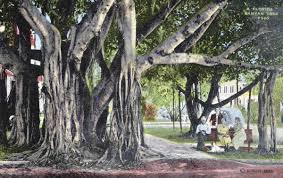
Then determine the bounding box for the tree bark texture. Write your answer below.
[268,72,277,152]
[179,90,182,133]
[99,0,142,164]
[9,15,40,147]
[18,0,117,162]
[183,72,204,137]
[257,71,277,154]
[10,73,40,146]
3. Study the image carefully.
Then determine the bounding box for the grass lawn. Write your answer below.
[210,149,283,160]
[145,127,197,143]
[143,121,190,125]
[145,127,283,161]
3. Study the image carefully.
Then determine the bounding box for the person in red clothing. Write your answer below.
[209,108,221,146]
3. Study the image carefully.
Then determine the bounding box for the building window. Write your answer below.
[224,86,227,93]
[231,86,234,93]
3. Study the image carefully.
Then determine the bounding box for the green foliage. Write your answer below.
[0,0,18,47]
[86,61,101,94]
[140,0,264,110]
[250,101,259,124]
[136,0,205,55]
[142,65,186,108]
[33,0,91,34]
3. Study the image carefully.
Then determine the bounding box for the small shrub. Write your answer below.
[143,103,157,121]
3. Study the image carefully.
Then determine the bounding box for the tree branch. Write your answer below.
[137,53,214,72]
[109,0,182,72]
[19,0,53,48]
[211,73,263,108]
[153,0,227,55]
[217,28,271,59]
[138,28,273,72]
[175,10,220,52]
[138,52,283,72]
[195,98,206,107]
[137,0,183,43]
[70,0,115,65]
[81,7,115,77]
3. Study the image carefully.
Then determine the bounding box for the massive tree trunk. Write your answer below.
[10,73,40,146]
[99,0,142,164]
[9,15,40,147]
[257,71,277,154]
[30,36,86,162]
[102,79,142,164]
[19,0,115,162]
[257,73,268,153]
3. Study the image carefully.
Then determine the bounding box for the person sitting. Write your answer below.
[217,117,231,151]
[232,117,245,150]
[196,116,211,151]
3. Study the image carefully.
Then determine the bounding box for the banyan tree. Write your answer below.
[0,0,282,164]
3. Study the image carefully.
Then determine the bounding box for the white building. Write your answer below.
[216,80,257,109]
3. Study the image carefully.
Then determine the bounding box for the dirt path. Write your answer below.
[144,134,214,160]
